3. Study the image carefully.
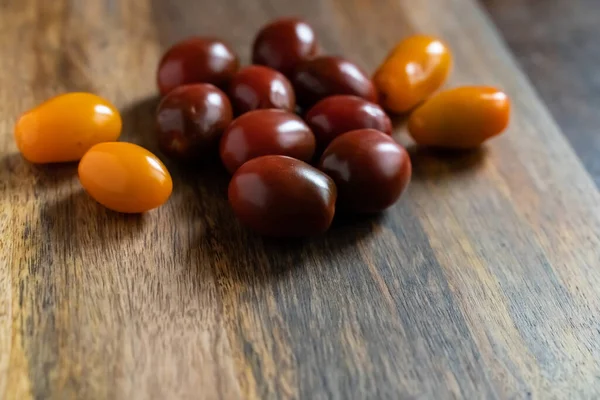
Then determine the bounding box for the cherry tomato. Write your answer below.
[319,129,411,213]
[228,65,296,115]
[156,83,233,162]
[14,92,122,164]
[305,95,392,150]
[78,142,172,213]
[374,35,451,113]
[157,37,239,96]
[293,56,378,109]
[220,109,315,174]
[407,86,511,149]
[252,18,319,78]
[229,155,336,237]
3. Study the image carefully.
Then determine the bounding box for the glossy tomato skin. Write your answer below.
[157,37,239,96]
[305,95,392,150]
[14,92,122,164]
[319,129,411,213]
[292,56,378,109]
[228,65,296,115]
[156,83,233,162]
[220,109,315,174]
[78,142,172,213]
[252,18,319,78]
[229,155,336,237]
[407,86,510,149]
[374,35,452,113]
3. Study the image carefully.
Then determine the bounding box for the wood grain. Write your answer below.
[482,0,600,186]
[2,0,600,398]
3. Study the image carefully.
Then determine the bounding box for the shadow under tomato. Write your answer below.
[39,189,147,254]
[20,92,383,289]
[7,97,384,309]
[389,110,411,129]
[408,145,488,181]
[191,203,380,286]
[119,95,161,153]
[154,140,384,286]
[0,153,79,200]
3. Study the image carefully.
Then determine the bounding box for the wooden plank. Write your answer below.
[1,0,600,398]
[482,0,600,185]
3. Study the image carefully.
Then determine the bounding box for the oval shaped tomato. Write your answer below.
[14,92,122,163]
[408,86,511,148]
[78,142,172,213]
[374,35,452,113]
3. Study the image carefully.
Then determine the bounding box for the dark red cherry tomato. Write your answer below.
[220,109,315,174]
[292,56,378,109]
[305,95,392,150]
[319,129,411,213]
[228,65,296,115]
[156,83,233,161]
[252,18,319,78]
[157,37,239,96]
[229,155,336,237]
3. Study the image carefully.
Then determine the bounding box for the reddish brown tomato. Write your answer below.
[292,56,378,109]
[156,83,233,162]
[319,129,411,213]
[157,37,239,96]
[229,155,337,237]
[252,18,319,78]
[220,109,315,173]
[305,95,392,150]
[228,65,296,115]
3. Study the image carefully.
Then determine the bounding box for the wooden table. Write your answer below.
[2,0,600,398]
[483,0,600,186]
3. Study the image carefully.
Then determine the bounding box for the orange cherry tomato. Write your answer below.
[407,86,511,149]
[78,142,172,213]
[14,92,122,163]
[373,35,452,113]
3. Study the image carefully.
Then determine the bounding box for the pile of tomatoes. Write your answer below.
[14,18,510,237]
